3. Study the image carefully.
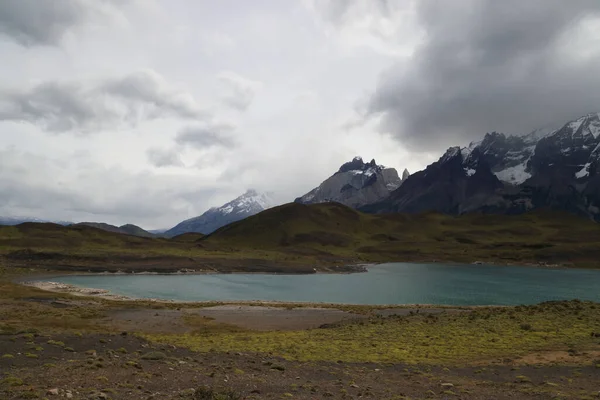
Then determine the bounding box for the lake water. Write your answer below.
[42,263,600,306]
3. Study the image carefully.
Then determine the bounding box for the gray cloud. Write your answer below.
[0,148,223,228]
[0,0,123,47]
[175,124,236,149]
[217,71,262,111]
[147,148,184,168]
[359,0,600,151]
[0,0,86,46]
[0,70,208,133]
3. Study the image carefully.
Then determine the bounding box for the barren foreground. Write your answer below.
[1,269,600,399]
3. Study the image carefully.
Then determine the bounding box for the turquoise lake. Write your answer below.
[43,263,600,305]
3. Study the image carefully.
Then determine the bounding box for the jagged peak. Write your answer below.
[402,168,410,180]
[440,146,461,163]
[337,156,382,174]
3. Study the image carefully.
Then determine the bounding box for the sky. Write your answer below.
[1,0,600,229]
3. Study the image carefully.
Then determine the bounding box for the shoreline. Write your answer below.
[23,279,502,309]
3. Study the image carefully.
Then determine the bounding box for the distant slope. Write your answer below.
[0,216,71,226]
[165,189,275,237]
[2,207,600,270]
[204,202,600,268]
[74,222,154,238]
[170,232,205,242]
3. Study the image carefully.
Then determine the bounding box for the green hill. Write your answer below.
[203,202,600,268]
[1,204,600,271]
[74,222,155,238]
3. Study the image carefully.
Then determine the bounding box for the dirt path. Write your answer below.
[105,306,368,333]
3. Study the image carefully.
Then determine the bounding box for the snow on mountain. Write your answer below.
[449,113,600,186]
[164,190,275,237]
[295,156,405,209]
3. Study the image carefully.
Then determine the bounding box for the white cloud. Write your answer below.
[217,71,263,111]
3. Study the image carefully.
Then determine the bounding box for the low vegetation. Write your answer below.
[144,301,600,365]
[1,204,600,272]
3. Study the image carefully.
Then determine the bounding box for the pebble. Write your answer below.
[47,388,59,396]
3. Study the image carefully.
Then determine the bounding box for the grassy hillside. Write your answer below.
[1,203,600,271]
[205,203,600,268]
[74,222,154,238]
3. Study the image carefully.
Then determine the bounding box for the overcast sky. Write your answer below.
[1,0,600,229]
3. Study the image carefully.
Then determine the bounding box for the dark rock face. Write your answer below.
[364,113,600,220]
[295,157,405,209]
[361,147,503,214]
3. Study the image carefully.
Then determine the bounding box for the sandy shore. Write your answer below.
[22,280,154,302]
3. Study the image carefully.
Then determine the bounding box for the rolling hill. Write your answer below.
[1,205,600,271]
[74,222,155,238]
[203,202,600,268]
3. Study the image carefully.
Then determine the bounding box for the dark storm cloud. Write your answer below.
[363,0,600,151]
[0,70,208,133]
[175,124,236,149]
[0,0,96,46]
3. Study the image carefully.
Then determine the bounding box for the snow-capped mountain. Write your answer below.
[164,189,275,237]
[363,112,600,220]
[295,156,407,208]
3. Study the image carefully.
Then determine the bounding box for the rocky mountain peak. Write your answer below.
[337,156,380,175]
[296,156,405,208]
[402,168,410,180]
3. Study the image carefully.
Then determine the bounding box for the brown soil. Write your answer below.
[2,333,599,400]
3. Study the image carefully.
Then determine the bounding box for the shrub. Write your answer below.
[192,386,241,400]
[1,376,24,386]
[520,323,532,331]
[140,351,167,361]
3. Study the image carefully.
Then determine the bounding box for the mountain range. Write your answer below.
[4,112,600,235]
[363,112,600,220]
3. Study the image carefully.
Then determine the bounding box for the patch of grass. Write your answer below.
[1,353,14,358]
[140,351,167,361]
[188,386,241,400]
[25,353,39,358]
[143,301,600,365]
[1,376,24,386]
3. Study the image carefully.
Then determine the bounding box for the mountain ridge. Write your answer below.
[363,112,600,220]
